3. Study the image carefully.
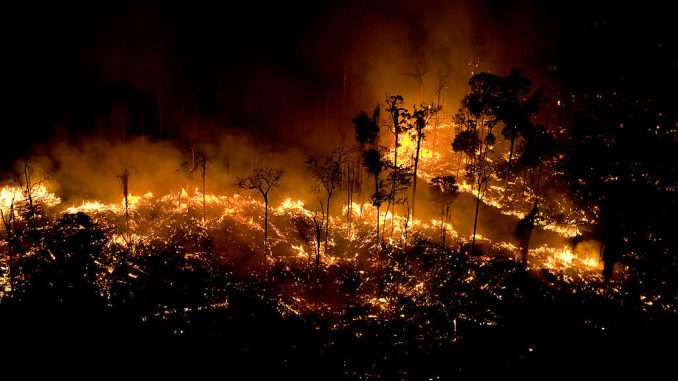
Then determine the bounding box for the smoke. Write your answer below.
[7,0,559,153]
[3,0,571,250]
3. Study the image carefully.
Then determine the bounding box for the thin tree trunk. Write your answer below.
[202,160,206,224]
[307,242,312,284]
[376,206,380,243]
[315,235,321,287]
[505,135,516,187]
[263,195,269,254]
[508,135,516,167]
[346,166,353,236]
[411,133,422,218]
[325,193,331,252]
[374,175,380,242]
[470,183,482,255]
[394,132,399,168]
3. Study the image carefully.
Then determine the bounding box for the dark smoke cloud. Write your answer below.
[4,0,563,162]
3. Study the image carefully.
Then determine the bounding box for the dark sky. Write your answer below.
[3,0,676,168]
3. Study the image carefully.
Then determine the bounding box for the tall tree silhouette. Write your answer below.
[117,167,133,251]
[236,167,285,255]
[363,148,386,242]
[306,146,348,252]
[410,104,441,219]
[497,68,544,172]
[385,95,411,169]
[384,95,412,225]
[453,72,501,255]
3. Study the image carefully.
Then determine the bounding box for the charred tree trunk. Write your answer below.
[374,175,380,242]
[325,193,331,252]
[118,168,132,250]
[508,135,516,167]
[441,205,450,246]
[315,229,321,286]
[411,133,422,219]
[202,159,207,224]
[470,183,482,255]
[312,208,324,287]
[23,161,36,228]
[346,166,354,236]
[376,205,380,243]
[263,194,269,255]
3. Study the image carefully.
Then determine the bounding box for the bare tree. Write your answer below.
[306,146,348,251]
[191,151,209,224]
[179,149,210,222]
[15,160,44,230]
[402,56,427,102]
[236,167,285,254]
[312,205,324,286]
[429,176,459,246]
[343,160,359,236]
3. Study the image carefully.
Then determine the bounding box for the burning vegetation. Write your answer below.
[2,0,677,378]
[2,69,676,376]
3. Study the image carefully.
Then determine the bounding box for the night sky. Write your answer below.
[4,0,675,167]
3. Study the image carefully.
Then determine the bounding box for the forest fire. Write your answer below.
[2,0,677,378]
[0,180,608,304]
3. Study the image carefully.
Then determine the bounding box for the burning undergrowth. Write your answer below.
[0,184,631,321]
[0,184,674,379]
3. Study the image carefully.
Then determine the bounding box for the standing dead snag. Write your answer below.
[344,161,359,236]
[192,151,209,224]
[178,149,210,223]
[429,176,459,246]
[312,205,324,286]
[306,146,348,252]
[117,167,133,250]
[16,160,45,232]
[236,167,285,255]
